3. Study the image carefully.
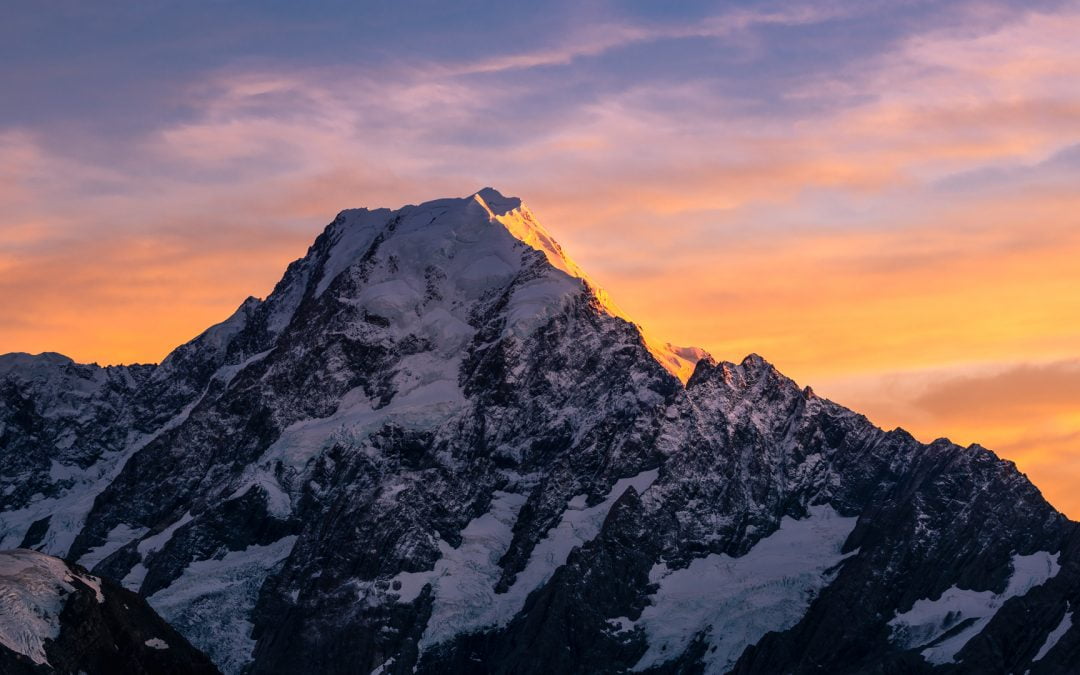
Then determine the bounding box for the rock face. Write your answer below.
[0,549,220,674]
[1,188,1078,674]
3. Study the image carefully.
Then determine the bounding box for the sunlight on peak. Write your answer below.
[481,188,708,383]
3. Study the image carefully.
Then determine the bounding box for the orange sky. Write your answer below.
[1,2,1079,517]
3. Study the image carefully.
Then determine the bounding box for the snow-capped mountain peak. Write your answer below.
[313,188,708,381]
[1,189,1076,675]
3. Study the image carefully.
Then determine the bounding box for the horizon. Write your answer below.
[2,1,1079,519]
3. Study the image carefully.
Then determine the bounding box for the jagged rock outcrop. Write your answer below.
[1,189,1077,674]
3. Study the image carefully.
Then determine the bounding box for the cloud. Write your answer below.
[434,4,855,76]
[1000,430,1080,470]
[912,360,1080,420]
[934,142,1080,192]
[134,1,1080,228]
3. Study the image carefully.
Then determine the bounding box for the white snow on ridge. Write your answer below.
[77,522,148,570]
[384,469,659,652]
[1033,604,1072,662]
[482,189,708,380]
[313,189,706,382]
[500,469,660,619]
[233,189,637,516]
[0,370,217,557]
[408,490,528,649]
[251,358,467,476]
[0,550,105,666]
[137,511,194,558]
[888,551,1061,665]
[121,511,196,591]
[228,468,294,518]
[147,536,297,675]
[632,505,858,674]
[315,207,392,297]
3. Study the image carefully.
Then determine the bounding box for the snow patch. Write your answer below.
[147,536,297,675]
[633,505,858,673]
[388,568,436,604]
[144,637,169,650]
[1033,604,1072,662]
[259,357,467,475]
[213,348,273,389]
[315,208,391,297]
[889,551,1061,665]
[407,490,527,650]
[228,471,293,518]
[502,469,659,616]
[0,550,105,666]
[393,469,659,652]
[0,373,215,556]
[120,512,196,591]
[123,563,150,592]
[137,512,194,558]
[77,523,148,570]
[607,616,635,634]
[48,460,82,482]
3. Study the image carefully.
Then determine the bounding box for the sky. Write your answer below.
[1,0,1079,516]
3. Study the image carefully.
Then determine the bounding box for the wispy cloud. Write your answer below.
[440,4,851,76]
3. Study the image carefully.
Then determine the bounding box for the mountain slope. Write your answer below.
[0,549,220,674]
[1,189,1077,674]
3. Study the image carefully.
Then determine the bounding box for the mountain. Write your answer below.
[1,188,1077,674]
[0,549,219,673]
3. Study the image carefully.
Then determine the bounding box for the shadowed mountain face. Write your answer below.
[1,189,1078,674]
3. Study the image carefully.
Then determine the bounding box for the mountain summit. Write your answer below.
[1,190,1077,674]
[315,187,706,381]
